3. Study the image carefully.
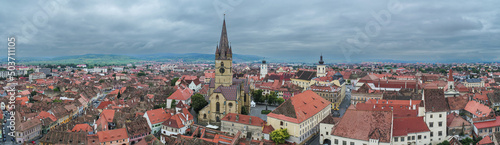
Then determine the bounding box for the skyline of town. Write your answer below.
[2,1,500,145]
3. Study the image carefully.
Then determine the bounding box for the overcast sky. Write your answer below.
[1,0,499,63]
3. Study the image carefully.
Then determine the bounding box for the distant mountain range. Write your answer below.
[1,53,264,65]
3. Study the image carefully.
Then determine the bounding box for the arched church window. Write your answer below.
[216,102,220,112]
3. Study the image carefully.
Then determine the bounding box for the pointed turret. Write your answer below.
[215,44,220,58]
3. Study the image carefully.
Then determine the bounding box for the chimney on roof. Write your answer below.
[236,115,239,121]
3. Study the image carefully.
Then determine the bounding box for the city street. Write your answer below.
[2,110,16,145]
[333,85,352,118]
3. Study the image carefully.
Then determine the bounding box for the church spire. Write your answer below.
[216,14,231,60]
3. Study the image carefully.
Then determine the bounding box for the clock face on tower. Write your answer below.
[219,68,225,73]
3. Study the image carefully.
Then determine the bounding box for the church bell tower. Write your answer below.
[214,16,233,88]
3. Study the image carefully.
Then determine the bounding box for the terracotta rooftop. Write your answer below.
[267,90,331,123]
[145,108,171,125]
[100,109,116,123]
[447,96,469,111]
[262,124,275,134]
[72,123,93,132]
[464,100,492,118]
[97,128,128,143]
[475,116,500,129]
[478,135,493,145]
[447,113,471,128]
[221,113,265,127]
[424,89,449,112]
[393,117,430,136]
[39,131,88,144]
[332,110,392,143]
[168,88,193,101]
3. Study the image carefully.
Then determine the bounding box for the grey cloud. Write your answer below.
[0,0,499,63]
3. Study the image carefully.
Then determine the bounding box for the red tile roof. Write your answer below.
[447,96,469,111]
[464,101,492,118]
[447,113,471,128]
[97,101,113,110]
[393,117,430,136]
[101,109,115,123]
[332,110,392,142]
[72,124,93,132]
[267,90,331,123]
[474,116,500,129]
[145,108,171,125]
[424,89,449,112]
[262,124,275,134]
[355,99,421,118]
[221,113,265,127]
[97,128,128,143]
[168,88,193,101]
[37,111,57,122]
[478,135,493,145]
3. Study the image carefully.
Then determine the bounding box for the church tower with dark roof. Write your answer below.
[317,54,326,77]
[215,16,233,88]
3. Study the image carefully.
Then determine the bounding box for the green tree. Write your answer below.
[171,99,177,109]
[270,128,290,144]
[191,94,208,113]
[53,87,60,92]
[30,91,38,96]
[241,106,249,115]
[265,91,278,110]
[117,91,122,99]
[276,98,285,105]
[460,137,473,145]
[154,103,167,109]
[99,79,105,83]
[171,77,179,86]
[251,90,264,103]
[437,140,450,145]
[138,72,146,76]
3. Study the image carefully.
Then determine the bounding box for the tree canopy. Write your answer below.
[191,94,208,113]
[270,128,290,144]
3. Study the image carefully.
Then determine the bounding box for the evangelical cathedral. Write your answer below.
[198,17,251,125]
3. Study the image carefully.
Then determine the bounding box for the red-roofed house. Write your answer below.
[96,109,115,131]
[267,90,332,144]
[143,108,171,134]
[478,135,493,145]
[392,117,431,144]
[166,88,193,108]
[96,128,129,145]
[474,116,500,137]
[447,113,472,136]
[464,100,493,120]
[324,110,392,145]
[160,109,194,137]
